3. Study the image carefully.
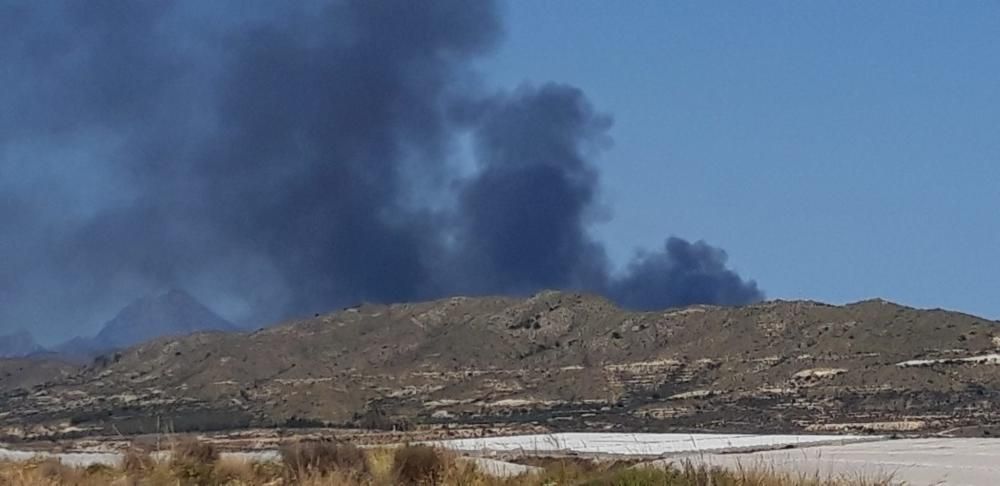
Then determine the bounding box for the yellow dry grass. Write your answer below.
[0,442,901,486]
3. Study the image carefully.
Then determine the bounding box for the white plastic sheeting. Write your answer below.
[432,432,875,456]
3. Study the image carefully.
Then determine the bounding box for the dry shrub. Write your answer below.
[141,462,180,486]
[295,469,372,486]
[576,467,670,486]
[170,438,219,485]
[0,445,901,486]
[280,439,369,479]
[393,444,448,485]
[0,458,121,486]
[530,458,596,485]
[585,461,902,486]
[122,447,155,476]
[83,463,113,476]
[251,460,287,480]
[35,458,83,482]
[212,457,262,484]
[367,446,397,480]
[173,439,219,465]
[575,463,750,486]
[440,458,502,486]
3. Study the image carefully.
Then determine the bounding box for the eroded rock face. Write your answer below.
[3,292,1000,439]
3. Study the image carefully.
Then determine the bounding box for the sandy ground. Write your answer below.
[651,438,1000,486]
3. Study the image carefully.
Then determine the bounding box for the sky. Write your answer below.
[484,1,1000,318]
[1,1,998,345]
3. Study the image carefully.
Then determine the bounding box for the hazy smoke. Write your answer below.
[0,0,761,342]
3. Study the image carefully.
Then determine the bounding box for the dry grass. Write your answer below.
[121,446,155,476]
[169,438,221,485]
[392,444,448,485]
[0,441,902,486]
[0,458,119,486]
[581,462,899,486]
[281,439,369,481]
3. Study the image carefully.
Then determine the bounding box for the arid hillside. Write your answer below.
[3,292,1000,439]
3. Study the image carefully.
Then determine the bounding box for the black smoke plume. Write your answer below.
[0,0,762,342]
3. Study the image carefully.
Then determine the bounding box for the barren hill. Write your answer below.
[3,292,1000,439]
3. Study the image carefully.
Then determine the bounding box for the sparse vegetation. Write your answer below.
[392,444,447,485]
[0,440,901,486]
[9,295,1000,440]
[281,439,369,480]
[121,446,155,475]
[170,438,220,485]
[354,404,414,432]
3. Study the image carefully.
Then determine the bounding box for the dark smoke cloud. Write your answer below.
[454,85,611,295]
[0,0,762,343]
[608,238,764,311]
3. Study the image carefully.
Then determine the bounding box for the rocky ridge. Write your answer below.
[3,292,999,439]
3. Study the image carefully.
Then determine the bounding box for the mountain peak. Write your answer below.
[0,329,44,358]
[92,289,236,350]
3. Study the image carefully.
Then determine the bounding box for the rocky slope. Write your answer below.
[0,358,75,390]
[3,292,1000,439]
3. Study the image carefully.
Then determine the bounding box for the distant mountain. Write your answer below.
[0,330,44,358]
[94,289,237,350]
[55,289,237,358]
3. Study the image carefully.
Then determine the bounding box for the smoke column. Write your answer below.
[0,0,762,342]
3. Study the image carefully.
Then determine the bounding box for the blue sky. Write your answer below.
[483,1,1000,318]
